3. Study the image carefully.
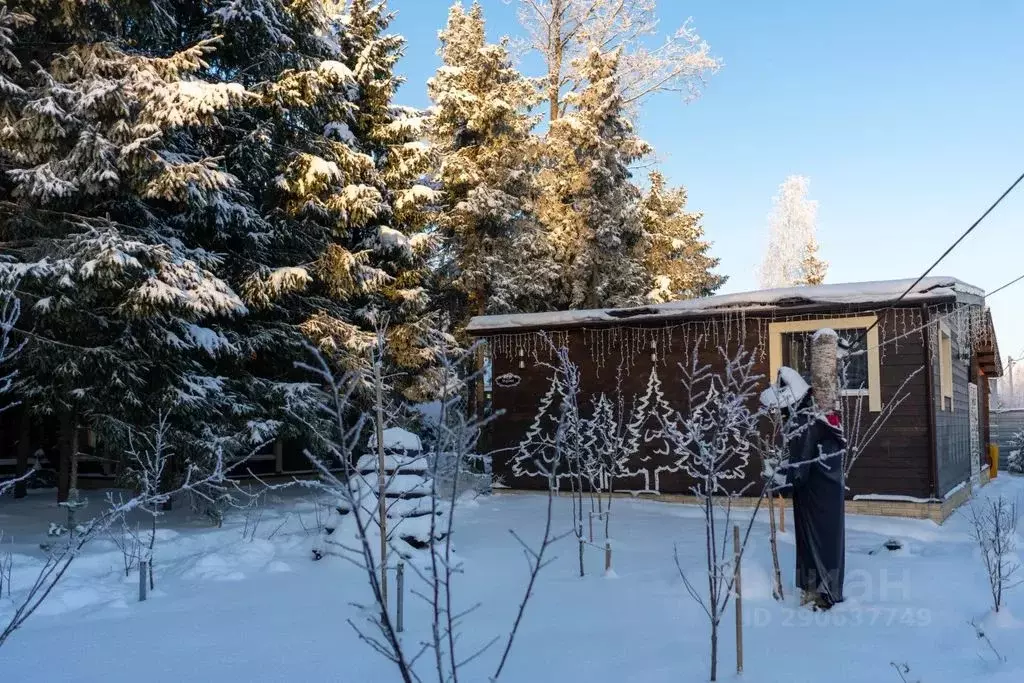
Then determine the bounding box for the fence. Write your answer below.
[992,409,1024,469]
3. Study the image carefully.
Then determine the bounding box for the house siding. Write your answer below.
[481,306,935,499]
[930,309,974,498]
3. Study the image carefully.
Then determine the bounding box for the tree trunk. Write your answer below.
[56,411,73,503]
[14,410,30,499]
[710,619,718,681]
[768,493,784,600]
[547,0,564,123]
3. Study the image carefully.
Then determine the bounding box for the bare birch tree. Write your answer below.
[513,0,721,121]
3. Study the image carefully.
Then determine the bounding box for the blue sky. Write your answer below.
[389,0,1024,364]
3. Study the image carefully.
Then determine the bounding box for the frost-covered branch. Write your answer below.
[965,495,1023,614]
[658,341,763,682]
[0,439,254,650]
[514,0,720,119]
[295,333,564,682]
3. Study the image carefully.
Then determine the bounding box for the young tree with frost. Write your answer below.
[965,495,1023,614]
[538,47,651,310]
[659,343,764,682]
[641,171,726,303]
[428,2,555,331]
[757,175,828,289]
[293,335,564,682]
[514,0,720,121]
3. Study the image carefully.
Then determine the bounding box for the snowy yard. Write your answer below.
[3,477,1024,682]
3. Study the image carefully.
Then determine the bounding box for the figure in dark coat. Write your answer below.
[785,393,847,609]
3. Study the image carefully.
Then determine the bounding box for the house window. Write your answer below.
[939,323,953,411]
[768,315,882,412]
[781,328,869,396]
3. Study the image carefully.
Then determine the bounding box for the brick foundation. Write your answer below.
[493,482,977,524]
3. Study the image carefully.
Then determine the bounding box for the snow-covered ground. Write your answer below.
[2,476,1024,682]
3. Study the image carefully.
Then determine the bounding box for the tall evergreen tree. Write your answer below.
[641,171,725,302]
[538,47,651,310]
[428,2,554,330]
[0,0,252,498]
[794,238,827,286]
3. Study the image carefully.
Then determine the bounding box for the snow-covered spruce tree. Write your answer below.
[538,47,651,310]
[0,1,251,500]
[428,1,555,329]
[642,171,725,303]
[257,0,437,402]
[796,237,827,286]
[757,175,828,289]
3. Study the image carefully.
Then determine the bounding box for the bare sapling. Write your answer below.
[968,618,1007,663]
[0,440,254,649]
[965,495,1023,613]
[0,532,12,599]
[108,521,143,578]
[292,333,566,683]
[659,341,764,682]
[753,405,801,601]
[889,661,920,683]
[582,363,634,544]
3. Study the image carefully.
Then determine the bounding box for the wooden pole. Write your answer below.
[396,562,405,633]
[779,495,785,533]
[588,512,594,542]
[604,541,612,574]
[373,351,388,605]
[734,524,743,674]
[139,560,148,602]
[578,537,585,577]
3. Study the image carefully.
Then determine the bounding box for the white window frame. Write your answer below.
[939,321,954,411]
[769,315,882,412]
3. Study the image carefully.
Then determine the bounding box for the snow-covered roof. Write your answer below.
[466,277,985,334]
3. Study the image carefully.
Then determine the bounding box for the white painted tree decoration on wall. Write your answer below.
[512,369,566,483]
[622,363,678,493]
[584,391,635,492]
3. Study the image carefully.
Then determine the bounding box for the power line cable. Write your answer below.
[850,170,1024,348]
[987,272,1024,299]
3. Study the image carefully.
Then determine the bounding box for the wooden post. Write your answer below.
[14,411,30,499]
[733,525,743,674]
[139,560,148,602]
[779,495,785,533]
[588,512,594,542]
[604,541,612,574]
[578,537,585,578]
[273,439,284,474]
[56,412,73,503]
[396,562,405,633]
[373,352,388,605]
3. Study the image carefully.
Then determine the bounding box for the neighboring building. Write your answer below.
[467,277,1002,521]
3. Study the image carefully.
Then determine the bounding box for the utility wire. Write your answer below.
[851,170,1024,348]
[987,272,1024,299]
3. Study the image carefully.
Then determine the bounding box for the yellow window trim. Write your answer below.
[768,314,881,412]
[938,321,953,411]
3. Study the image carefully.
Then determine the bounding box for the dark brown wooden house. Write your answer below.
[467,277,1002,521]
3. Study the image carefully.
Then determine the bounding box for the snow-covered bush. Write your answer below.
[1006,431,1024,474]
